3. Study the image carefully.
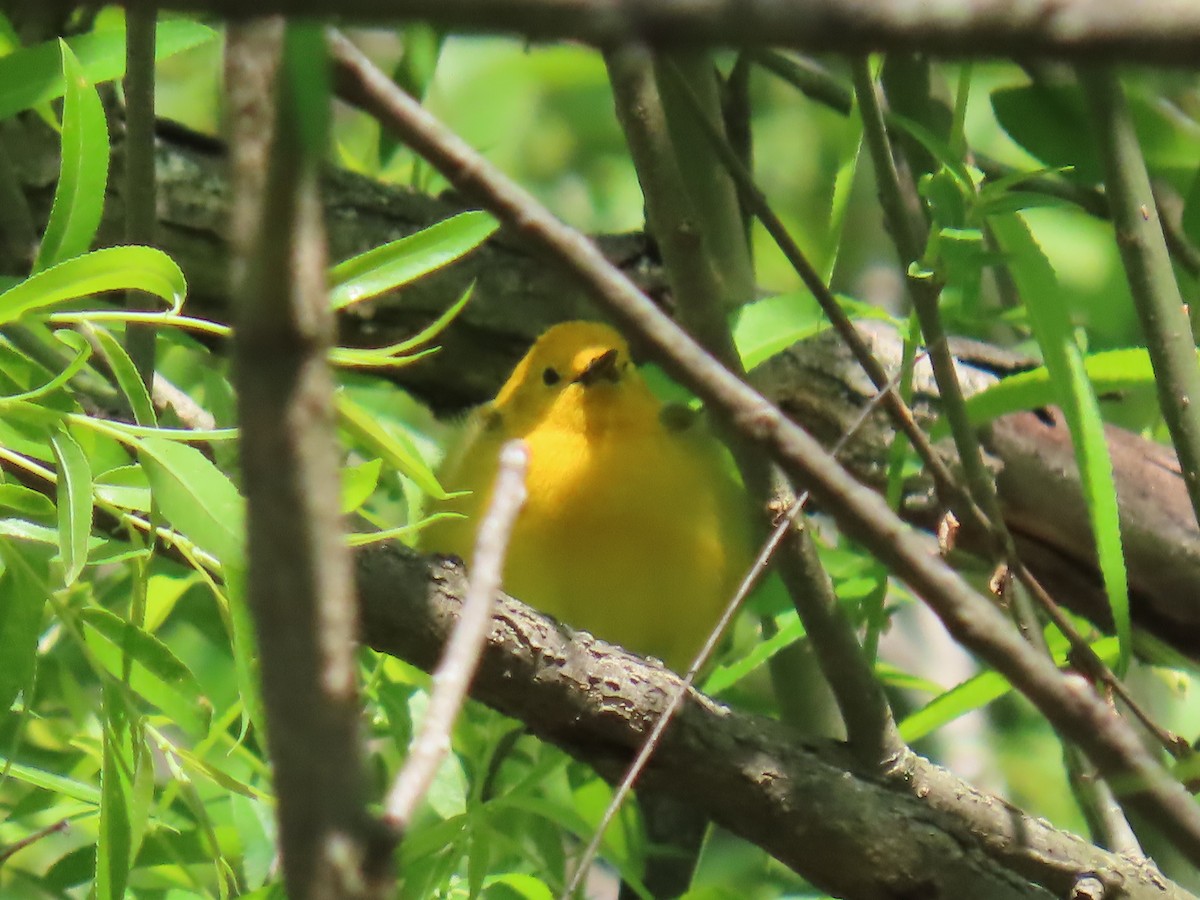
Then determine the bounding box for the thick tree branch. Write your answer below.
[120,0,1200,65]
[226,21,388,898]
[356,542,1192,900]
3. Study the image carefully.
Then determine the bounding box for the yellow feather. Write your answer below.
[421,321,752,670]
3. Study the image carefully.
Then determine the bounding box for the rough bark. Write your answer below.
[356,542,1191,900]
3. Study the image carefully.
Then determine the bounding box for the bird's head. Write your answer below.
[493,321,658,434]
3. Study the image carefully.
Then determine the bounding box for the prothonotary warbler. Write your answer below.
[422,321,753,671]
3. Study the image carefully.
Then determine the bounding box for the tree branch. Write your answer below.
[226,20,388,897]
[1081,67,1200,530]
[119,0,1200,65]
[356,542,1193,900]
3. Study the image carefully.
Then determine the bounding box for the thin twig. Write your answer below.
[1013,561,1191,759]
[658,58,983,537]
[123,5,158,385]
[1080,67,1200,529]
[1064,744,1144,855]
[613,47,899,763]
[327,29,1200,865]
[384,440,527,831]
[0,818,69,864]
[850,57,1010,544]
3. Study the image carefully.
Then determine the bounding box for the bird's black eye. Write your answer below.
[542,367,561,386]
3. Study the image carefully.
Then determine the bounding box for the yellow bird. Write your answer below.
[421,321,753,671]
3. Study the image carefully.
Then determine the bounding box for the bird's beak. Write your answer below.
[574,348,621,386]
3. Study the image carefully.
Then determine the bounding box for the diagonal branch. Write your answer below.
[356,542,1193,900]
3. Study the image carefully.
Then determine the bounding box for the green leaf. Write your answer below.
[0,754,101,805]
[94,464,152,512]
[341,457,382,514]
[482,874,555,900]
[137,437,245,566]
[0,484,56,518]
[0,540,48,714]
[85,324,156,427]
[994,82,1200,186]
[79,607,206,736]
[49,425,93,586]
[887,111,975,191]
[899,669,1010,743]
[329,211,499,310]
[80,607,201,695]
[0,20,217,122]
[731,292,824,371]
[702,610,804,695]
[991,84,1099,183]
[34,41,110,272]
[97,709,132,900]
[962,348,1160,428]
[899,636,1118,742]
[0,246,186,325]
[990,213,1131,672]
[0,330,93,404]
[337,390,450,500]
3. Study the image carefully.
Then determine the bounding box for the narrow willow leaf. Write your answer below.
[702,611,805,695]
[961,348,1160,428]
[137,436,245,566]
[0,754,102,805]
[93,465,152,512]
[0,540,49,714]
[329,210,498,310]
[85,324,156,427]
[899,636,1119,742]
[34,41,110,272]
[0,246,186,325]
[79,607,206,735]
[97,710,132,900]
[990,213,1131,672]
[0,20,216,122]
[0,330,93,404]
[49,425,93,586]
[337,390,449,500]
[80,607,200,693]
[341,457,382,514]
[0,484,56,518]
[331,282,476,366]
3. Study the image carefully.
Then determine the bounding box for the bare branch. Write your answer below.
[123,5,157,383]
[356,542,1193,900]
[383,440,527,832]
[1081,67,1200,530]
[119,0,1200,65]
[226,20,387,898]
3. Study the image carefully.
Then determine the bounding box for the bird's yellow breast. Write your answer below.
[420,322,751,670]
